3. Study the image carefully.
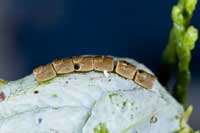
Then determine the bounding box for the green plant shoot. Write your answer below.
[93,123,109,133]
[161,0,198,104]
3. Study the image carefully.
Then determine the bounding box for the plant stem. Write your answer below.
[159,0,198,105]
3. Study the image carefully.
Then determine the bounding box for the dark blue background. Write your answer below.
[0,0,199,129]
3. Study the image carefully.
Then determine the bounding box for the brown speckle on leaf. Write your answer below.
[34,90,39,94]
[38,118,43,124]
[150,115,158,124]
[0,92,5,102]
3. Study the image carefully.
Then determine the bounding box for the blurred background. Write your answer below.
[0,0,199,129]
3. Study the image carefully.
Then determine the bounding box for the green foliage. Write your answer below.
[161,0,198,104]
[93,123,109,133]
[0,79,7,89]
[178,106,200,133]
